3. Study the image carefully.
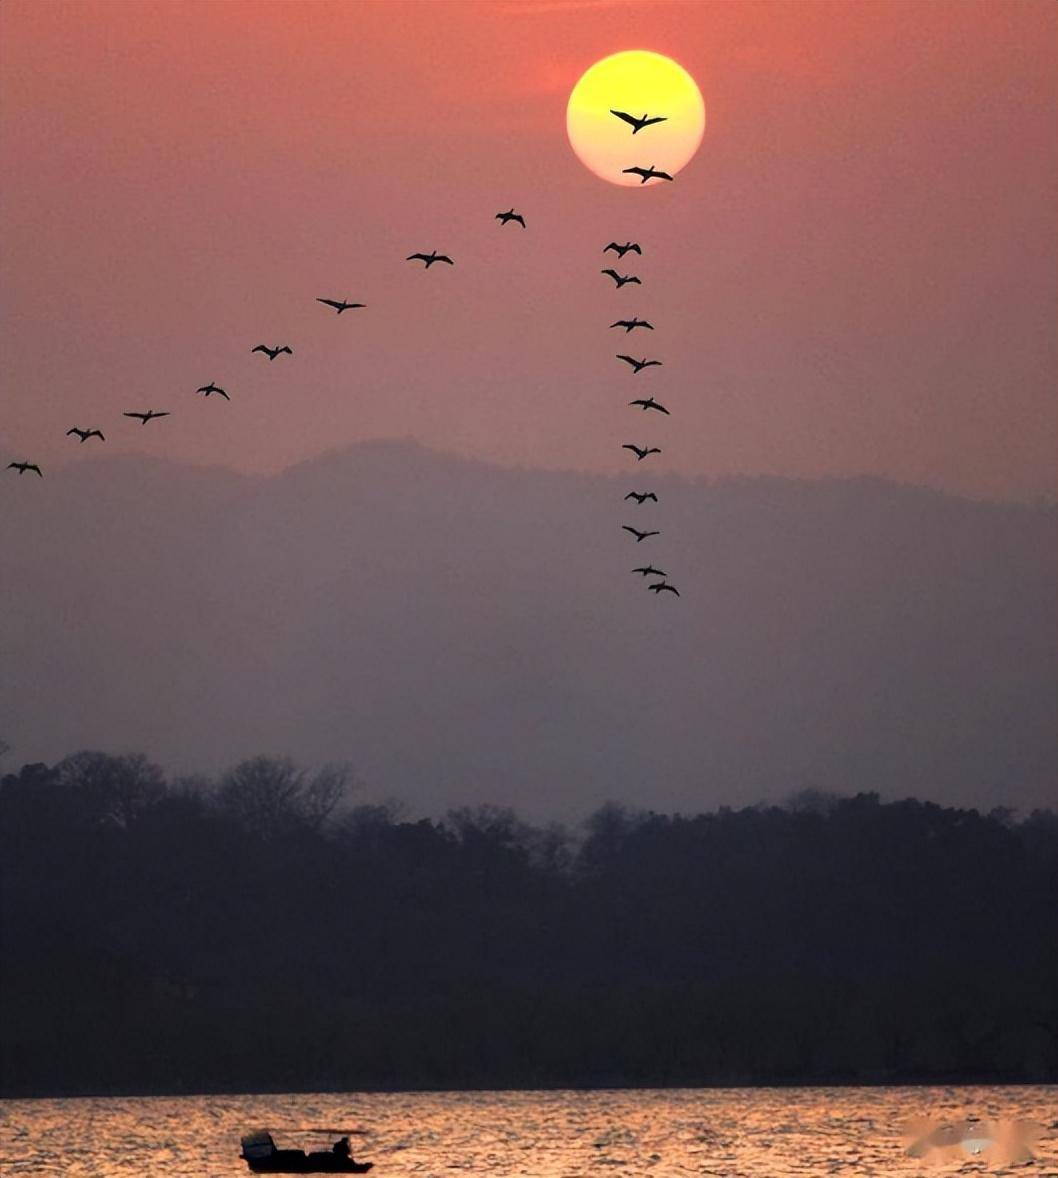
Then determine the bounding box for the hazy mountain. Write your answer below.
[1,439,1054,816]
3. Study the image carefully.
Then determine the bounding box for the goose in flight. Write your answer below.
[629,396,670,415]
[8,461,42,477]
[407,251,454,268]
[623,525,661,542]
[317,298,366,314]
[610,110,668,135]
[622,443,662,461]
[604,241,642,258]
[610,318,654,333]
[252,345,293,361]
[632,564,666,577]
[617,355,662,374]
[66,427,105,443]
[123,410,170,424]
[649,580,680,596]
[197,382,229,400]
[625,491,658,504]
[601,268,641,288]
[495,208,526,228]
[622,165,674,184]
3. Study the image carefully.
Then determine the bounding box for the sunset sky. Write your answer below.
[2,0,1055,499]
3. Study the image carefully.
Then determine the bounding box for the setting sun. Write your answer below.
[566,50,706,186]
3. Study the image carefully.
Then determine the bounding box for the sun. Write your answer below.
[566,50,705,187]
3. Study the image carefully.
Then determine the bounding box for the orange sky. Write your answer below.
[2,0,1054,498]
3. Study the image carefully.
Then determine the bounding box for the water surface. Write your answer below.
[1,1086,1054,1176]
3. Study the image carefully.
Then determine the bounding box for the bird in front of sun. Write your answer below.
[197,382,230,401]
[407,250,454,268]
[67,427,105,443]
[495,208,526,228]
[251,345,293,361]
[623,164,673,184]
[601,268,641,288]
[610,109,668,135]
[8,460,42,477]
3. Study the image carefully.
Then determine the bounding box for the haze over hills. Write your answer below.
[1,439,1054,817]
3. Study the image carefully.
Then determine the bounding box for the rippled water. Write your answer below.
[1,1086,1055,1176]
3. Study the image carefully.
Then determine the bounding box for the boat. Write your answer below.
[240,1130,374,1173]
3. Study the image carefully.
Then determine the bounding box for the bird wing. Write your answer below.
[437,255,454,264]
[92,431,105,440]
[66,428,80,436]
[629,399,649,407]
[617,354,638,366]
[407,253,430,262]
[154,411,171,418]
[29,465,42,476]
[123,412,144,419]
[655,170,674,180]
[317,298,343,309]
[218,390,230,400]
[645,493,657,501]
[642,116,667,128]
[643,359,661,367]
[626,276,641,284]
[514,216,525,226]
[622,166,647,177]
[603,243,620,254]
[251,345,268,354]
[629,244,642,254]
[610,109,638,128]
[622,526,642,538]
[279,346,292,354]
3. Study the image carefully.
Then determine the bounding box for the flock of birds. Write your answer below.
[9,107,679,597]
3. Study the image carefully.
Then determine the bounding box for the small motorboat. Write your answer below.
[240,1130,373,1173]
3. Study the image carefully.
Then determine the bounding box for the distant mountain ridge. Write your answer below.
[1,438,1054,816]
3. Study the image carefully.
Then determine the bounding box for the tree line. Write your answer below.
[2,750,1055,1096]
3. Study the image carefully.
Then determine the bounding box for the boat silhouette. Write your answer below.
[240,1130,373,1173]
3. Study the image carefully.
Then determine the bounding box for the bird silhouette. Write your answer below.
[604,241,642,258]
[623,525,661,542]
[610,110,668,134]
[317,298,366,314]
[610,318,654,333]
[632,564,666,577]
[617,355,662,373]
[123,410,170,424]
[196,383,229,400]
[66,427,105,443]
[649,581,680,596]
[622,164,674,184]
[251,345,293,360]
[629,396,670,414]
[8,461,42,477]
[495,208,526,228]
[622,443,662,461]
[601,268,641,288]
[625,491,658,504]
[407,251,454,268]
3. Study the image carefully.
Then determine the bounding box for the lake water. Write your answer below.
[0,1086,1055,1176]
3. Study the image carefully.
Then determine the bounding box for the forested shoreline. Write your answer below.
[2,752,1055,1097]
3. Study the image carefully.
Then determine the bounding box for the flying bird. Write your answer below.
[601,268,641,288]
[610,318,654,333]
[617,355,662,373]
[123,410,170,424]
[629,396,670,414]
[632,565,666,577]
[196,383,229,400]
[622,443,662,461]
[317,298,366,314]
[8,461,42,477]
[66,427,105,443]
[495,208,526,228]
[649,581,680,596]
[251,345,293,361]
[407,251,454,268]
[610,109,668,135]
[604,241,642,258]
[625,491,658,504]
[622,165,674,184]
[623,525,661,542]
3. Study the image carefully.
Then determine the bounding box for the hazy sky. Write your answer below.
[2,0,1055,499]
